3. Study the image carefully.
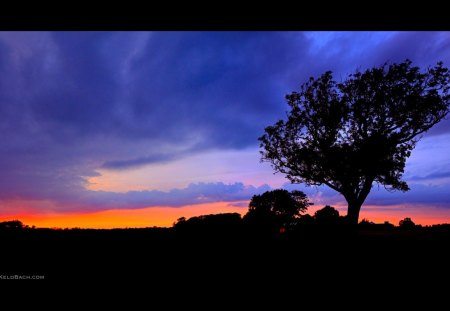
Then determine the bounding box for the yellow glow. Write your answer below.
[2,200,450,229]
[358,204,450,226]
[0,201,248,229]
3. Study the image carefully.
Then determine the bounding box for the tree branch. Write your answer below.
[323,181,341,193]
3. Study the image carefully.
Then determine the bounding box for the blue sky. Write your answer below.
[0,31,449,226]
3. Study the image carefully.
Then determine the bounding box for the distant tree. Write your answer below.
[383,221,394,229]
[399,217,416,229]
[174,217,186,227]
[359,218,374,225]
[173,213,241,232]
[359,218,375,229]
[0,220,24,230]
[297,214,315,226]
[243,189,312,230]
[260,60,450,224]
[314,205,340,225]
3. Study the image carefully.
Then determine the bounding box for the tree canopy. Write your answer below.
[399,217,416,229]
[243,189,312,230]
[260,60,450,224]
[314,205,340,224]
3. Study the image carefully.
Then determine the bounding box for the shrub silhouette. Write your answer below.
[399,217,416,229]
[0,220,25,230]
[383,221,394,228]
[314,205,340,225]
[173,213,242,233]
[243,189,312,232]
[297,214,315,226]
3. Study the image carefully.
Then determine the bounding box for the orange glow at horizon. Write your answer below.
[0,202,248,229]
[358,205,450,226]
[1,202,450,229]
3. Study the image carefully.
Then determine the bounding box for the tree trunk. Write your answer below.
[347,201,363,225]
[345,178,374,225]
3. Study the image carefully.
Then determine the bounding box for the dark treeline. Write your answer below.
[2,208,450,305]
[2,214,450,290]
[0,189,432,234]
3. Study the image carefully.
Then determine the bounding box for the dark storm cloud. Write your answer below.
[0,31,312,206]
[0,31,450,211]
[369,32,450,67]
[116,32,310,148]
[101,153,179,170]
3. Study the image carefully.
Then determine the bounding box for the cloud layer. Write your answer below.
[0,31,450,213]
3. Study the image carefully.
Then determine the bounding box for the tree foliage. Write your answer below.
[260,60,450,223]
[0,220,25,230]
[243,189,312,229]
[399,217,416,229]
[314,205,340,224]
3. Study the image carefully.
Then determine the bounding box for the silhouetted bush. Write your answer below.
[297,214,315,226]
[358,219,395,230]
[173,213,242,233]
[359,218,374,225]
[243,189,312,232]
[399,217,416,229]
[314,206,340,225]
[0,220,25,230]
[383,221,394,228]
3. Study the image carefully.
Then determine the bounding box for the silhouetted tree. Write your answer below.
[260,60,450,224]
[359,218,375,229]
[0,220,24,230]
[314,205,340,225]
[297,214,315,226]
[399,217,416,229]
[173,213,242,233]
[243,189,312,231]
[359,218,374,225]
[383,221,395,229]
[173,217,186,227]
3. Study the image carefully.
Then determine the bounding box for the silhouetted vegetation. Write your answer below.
[174,213,242,234]
[243,189,311,233]
[399,217,416,229]
[259,60,450,224]
[0,220,26,230]
[314,205,341,225]
[1,215,450,297]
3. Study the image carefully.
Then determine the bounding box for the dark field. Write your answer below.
[2,225,450,293]
[2,226,450,307]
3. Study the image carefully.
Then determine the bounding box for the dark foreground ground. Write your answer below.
[1,225,450,304]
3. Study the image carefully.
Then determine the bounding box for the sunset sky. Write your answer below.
[1,31,450,228]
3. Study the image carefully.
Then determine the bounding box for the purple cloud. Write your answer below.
[70,182,271,212]
[0,31,449,212]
